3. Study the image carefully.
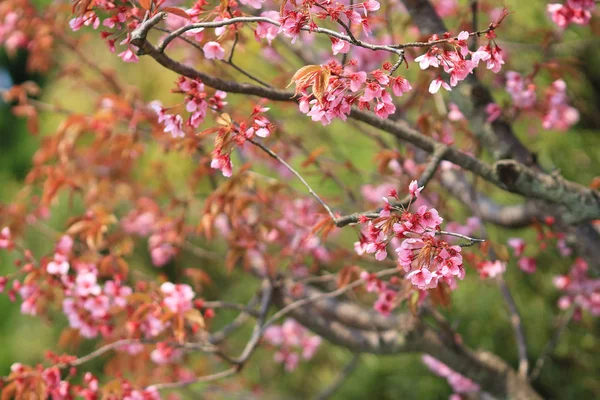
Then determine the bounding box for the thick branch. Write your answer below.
[495,160,600,224]
[440,170,539,228]
[272,279,542,399]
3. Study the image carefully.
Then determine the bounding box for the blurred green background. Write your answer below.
[1,0,600,398]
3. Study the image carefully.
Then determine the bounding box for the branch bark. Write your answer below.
[272,278,542,400]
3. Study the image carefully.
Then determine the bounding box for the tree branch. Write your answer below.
[312,354,360,400]
[498,278,529,378]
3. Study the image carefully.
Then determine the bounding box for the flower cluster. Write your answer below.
[422,355,480,396]
[290,61,412,126]
[505,71,537,109]
[263,319,322,371]
[279,0,380,43]
[554,258,600,316]
[150,77,228,138]
[0,2,56,73]
[547,0,596,28]
[415,30,505,94]
[542,79,579,131]
[360,271,399,316]
[6,363,161,400]
[355,181,466,292]
[63,264,133,338]
[507,238,537,274]
[208,103,274,177]
[505,72,579,131]
[476,260,507,279]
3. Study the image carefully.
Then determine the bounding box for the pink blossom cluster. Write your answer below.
[0,226,12,249]
[477,260,507,279]
[121,198,180,267]
[148,229,178,268]
[263,318,322,371]
[554,258,600,316]
[277,198,332,263]
[507,238,537,274]
[415,31,505,94]
[160,282,195,314]
[355,181,466,291]
[210,103,274,177]
[62,264,132,338]
[150,77,228,138]
[46,235,74,276]
[72,1,221,63]
[10,363,161,400]
[294,61,412,125]
[360,271,399,316]
[542,79,579,131]
[422,355,480,395]
[505,71,537,109]
[0,11,27,54]
[506,73,579,131]
[150,342,184,364]
[547,0,596,28]
[279,0,380,43]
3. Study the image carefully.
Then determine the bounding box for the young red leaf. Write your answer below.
[161,7,190,19]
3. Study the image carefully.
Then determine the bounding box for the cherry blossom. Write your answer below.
[160,282,195,314]
[203,41,225,60]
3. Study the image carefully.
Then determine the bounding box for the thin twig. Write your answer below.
[148,367,238,390]
[233,279,273,365]
[248,138,337,222]
[498,278,529,377]
[264,268,398,328]
[529,305,576,381]
[435,230,486,247]
[334,144,448,227]
[312,354,360,400]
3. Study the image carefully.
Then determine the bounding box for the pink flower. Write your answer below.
[518,257,537,274]
[203,41,225,60]
[331,37,350,55]
[47,254,70,275]
[429,78,452,94]
[160,282,195,314]
[104,280,132,307]
[409,180,423,198]
[407,268,437,289]
[485,103,502,122]
[239,0,264,9]
[448,59,475,86]
[415,51,440,70]
[363,0,381,13]
[391,76,412,96]
[417,205,443,229]
[150,343,183,364]
[150,241,176,267]
[360,271,383,292]
[485,46,504,73]
[211,153,234,177]
[507,237,526,257]
[479,260,506,279]
[348,71,367,92]
[56,235,74,254]
[264,325,284,345]
[75,271,101,297]
[456,31,470,56]
[256,12,280,44]
[448,103,464,121]
[0,227,11,249]
[301,335,321,359]
[422,355,480,394]
[118,47,138,63]
[361,81,383,101]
